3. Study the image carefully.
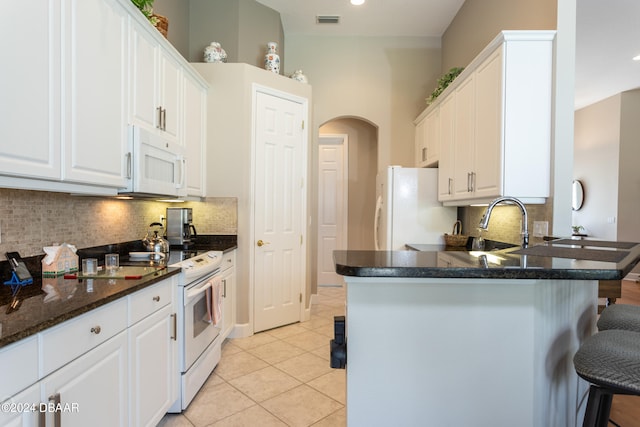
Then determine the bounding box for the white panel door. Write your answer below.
[317,135,348,286]
[254,90,305,333]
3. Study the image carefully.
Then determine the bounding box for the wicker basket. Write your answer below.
[444,220,469,247]
[154,14,168,38]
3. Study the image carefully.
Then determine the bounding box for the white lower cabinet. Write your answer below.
[41,331,129,427]
[220,250,236,339]
[129,304,176,427]
[0,383,40,427]
[1,276,177,426]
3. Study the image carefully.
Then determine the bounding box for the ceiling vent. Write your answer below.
[316,15,340,24]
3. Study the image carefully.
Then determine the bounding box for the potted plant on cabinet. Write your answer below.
[130,0,157,24]
[130,0,168,37]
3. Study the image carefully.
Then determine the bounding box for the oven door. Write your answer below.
[182,272,221,371]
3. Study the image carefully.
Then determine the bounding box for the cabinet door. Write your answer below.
[220,265,235,339]
[159,51,182,143]
[62,0,128,187]
[438,95,455,201]
[41,331,128,427]
[452,76,475,199]
[424,107,440,166]
[129,304,176,427]
[0,383,40,427]
[183,73,207,197]
[414,118,426,167]
[130,23,160,131]
[0,2,61,180]
[474,48,503,200]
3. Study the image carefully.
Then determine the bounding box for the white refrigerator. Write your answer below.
[374,166,457,250]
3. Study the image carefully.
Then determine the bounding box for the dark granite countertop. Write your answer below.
[0,267,181,349]
[0,234,237,349]
[334,238,640,281]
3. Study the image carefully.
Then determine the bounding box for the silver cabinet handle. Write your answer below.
[153,296,160,302]
[222,279,227,298]
[422,147,427,162]
[156,106,163,129]
[171,313,177,341]
[126,152,132,179]
[470,172,476,192]
[49,393,61,427]
[90,326,101,334]
[161,108,167,131]
[448,178,453,195]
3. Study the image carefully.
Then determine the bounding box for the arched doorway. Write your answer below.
[316,117,378,286]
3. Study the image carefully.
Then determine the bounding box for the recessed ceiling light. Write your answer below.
[633,55,640,61]
[351,0,365,5]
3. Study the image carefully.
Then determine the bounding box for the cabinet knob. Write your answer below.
[90,326,101,334]
[153,296,160,302]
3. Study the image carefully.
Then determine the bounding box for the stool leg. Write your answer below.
[582,385,614,427]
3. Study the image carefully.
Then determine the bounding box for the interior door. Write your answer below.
[254,90,306,333]
[317,135,348,286]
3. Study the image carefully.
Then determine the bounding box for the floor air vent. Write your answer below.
[316,15,340,24]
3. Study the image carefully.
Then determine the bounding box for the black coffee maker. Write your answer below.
[166,208,197,246]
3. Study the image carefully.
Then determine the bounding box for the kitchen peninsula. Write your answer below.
[333,239,640,427]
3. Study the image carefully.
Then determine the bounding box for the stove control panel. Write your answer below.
[174,250,223,281]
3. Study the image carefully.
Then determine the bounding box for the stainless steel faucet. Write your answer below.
[478,196,529,247]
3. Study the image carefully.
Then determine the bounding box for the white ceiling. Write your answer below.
[255,0,640,110]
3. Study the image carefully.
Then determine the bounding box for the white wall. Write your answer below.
[285,35,441,172]
[574,89,640,241]
[573,95,621,240]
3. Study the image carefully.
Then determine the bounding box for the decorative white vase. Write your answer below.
[204,42,227,63]
[264,42,280,74]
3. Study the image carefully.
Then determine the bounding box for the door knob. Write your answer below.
[257,239,270,247]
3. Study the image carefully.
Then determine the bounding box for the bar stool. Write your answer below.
[597,304,640,332]
[573,329,640,427]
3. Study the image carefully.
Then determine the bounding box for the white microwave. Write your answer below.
[119,125,187,197]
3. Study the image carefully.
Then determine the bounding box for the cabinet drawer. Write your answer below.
[221,250,235,273]
[0,336,38,398]
[39,298,127,377]
[128,278,173,326]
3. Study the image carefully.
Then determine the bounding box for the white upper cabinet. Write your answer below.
[0,2,61,181]
[0,0,206,197]
[415,31,555,206]
[62,0,129,188]
[183,71,207,197]
[129,22,182,146]
[413,106,440,167]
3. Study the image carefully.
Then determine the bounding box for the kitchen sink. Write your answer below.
[465,237,518,252]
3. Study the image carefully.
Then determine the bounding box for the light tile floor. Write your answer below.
[158,285,347,427]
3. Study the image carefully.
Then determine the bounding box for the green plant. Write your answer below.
[426,67,465,105]
[572,225,585,235]
[131,0,158,25]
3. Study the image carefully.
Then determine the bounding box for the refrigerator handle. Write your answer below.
[374,195,383,250]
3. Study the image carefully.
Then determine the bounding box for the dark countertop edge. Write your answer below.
[0,268,181,349]
[335,265,628,281]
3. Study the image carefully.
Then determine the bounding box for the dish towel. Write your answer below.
[205,277,223,326]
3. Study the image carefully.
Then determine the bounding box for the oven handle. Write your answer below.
[185,279,213,302]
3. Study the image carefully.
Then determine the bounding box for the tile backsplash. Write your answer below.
[0,189,237,259]
[459,203,552,246]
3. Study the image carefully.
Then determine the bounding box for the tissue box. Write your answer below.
[42,244,79,277]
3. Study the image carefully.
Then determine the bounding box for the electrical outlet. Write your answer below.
[533,221,548,238]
